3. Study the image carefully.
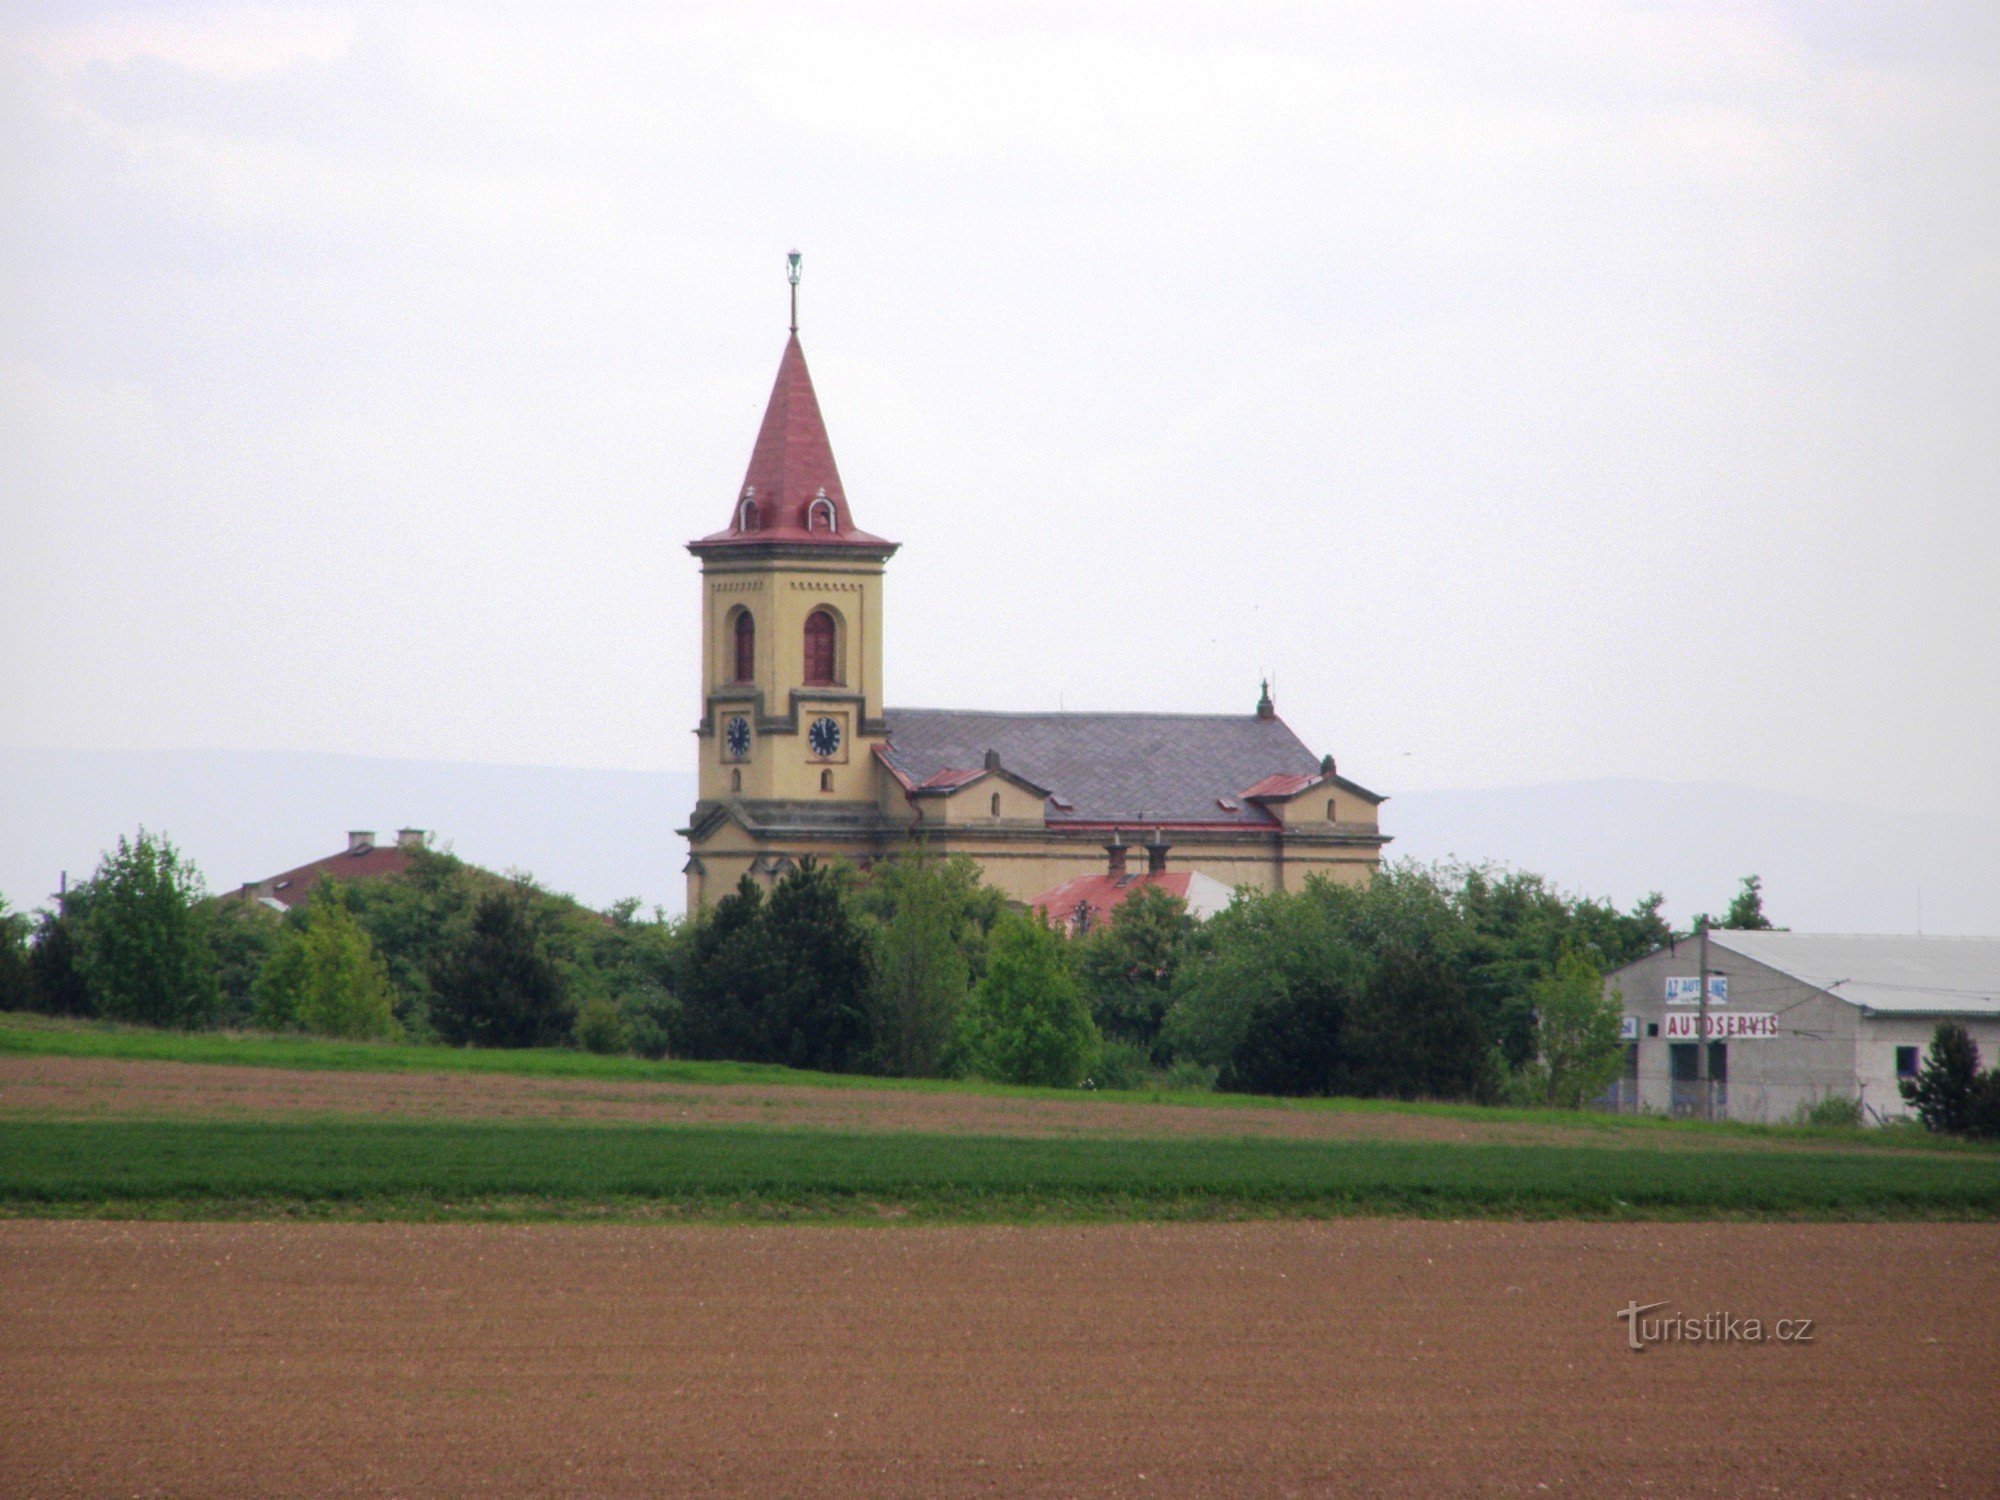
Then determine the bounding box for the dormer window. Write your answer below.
[735,489,759,532]
[807,488,837,533]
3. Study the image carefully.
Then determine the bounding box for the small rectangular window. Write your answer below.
[1895,1046,1919,1079]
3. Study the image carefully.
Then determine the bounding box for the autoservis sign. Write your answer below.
[1661,1012,1779,1040]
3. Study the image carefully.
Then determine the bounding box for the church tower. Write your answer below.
[686,266,897,857]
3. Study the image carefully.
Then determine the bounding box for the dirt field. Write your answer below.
[0,1053,1909,1153]
[4,1220,1994,1497]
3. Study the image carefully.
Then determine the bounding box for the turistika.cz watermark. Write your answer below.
[1616,1301,1815,1352]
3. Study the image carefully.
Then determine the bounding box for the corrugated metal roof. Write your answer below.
[881,708,1358,826]
[1709,932,2000,1016]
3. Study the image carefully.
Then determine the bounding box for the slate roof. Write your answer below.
[1707,933,2000,1016]
[880,708,1373,827]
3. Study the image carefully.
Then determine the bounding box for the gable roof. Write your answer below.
[689,333,894,553]
[1706,932,2000,1016]
[880,708,1378,827]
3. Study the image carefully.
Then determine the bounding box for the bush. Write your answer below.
[1794,1093,1864,1129]
[572,997,631,1056]
[1159,1060,1218,1093]
[1090,1039,1154,1091]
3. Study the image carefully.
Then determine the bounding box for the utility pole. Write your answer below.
[1695,916,1712,1122]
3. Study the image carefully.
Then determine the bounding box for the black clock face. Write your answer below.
[807,715,842,759]
[724,716,751,760]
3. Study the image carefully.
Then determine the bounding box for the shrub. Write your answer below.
[1795,1093,1864,1130]
[1090,1039,1154,1091]
[1159,1060,1218,1093]
[572,997,631,1056]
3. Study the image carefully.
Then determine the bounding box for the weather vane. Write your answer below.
[787,250,801,333]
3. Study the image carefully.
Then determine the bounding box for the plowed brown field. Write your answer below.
[4,1219,1994,1497]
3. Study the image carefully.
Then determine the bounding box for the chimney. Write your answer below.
[1256,679,1275,720]
[1104,831,1128,878]
[1144,829,1170,875]
[984,748,1001,771]
[347,830,376,854]
[395,828,426,850]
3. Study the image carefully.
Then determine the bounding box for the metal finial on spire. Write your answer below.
[787,250,801,333]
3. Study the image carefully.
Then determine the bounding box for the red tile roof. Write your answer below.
[689,334,895,554]
[1031,871,1194,929]
[243,845,415,908]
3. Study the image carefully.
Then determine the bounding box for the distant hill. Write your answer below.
[1385,779,1997,936]
[0,750,699,917]
[2,751,1993,933]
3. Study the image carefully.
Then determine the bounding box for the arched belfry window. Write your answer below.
[803,608,838,685]
[807,489,837,533]
[736,490,759,533]
[732,610,755,682]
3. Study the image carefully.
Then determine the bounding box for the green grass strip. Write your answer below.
[3,1120,1996,1222]
[5,1015,1985,1154]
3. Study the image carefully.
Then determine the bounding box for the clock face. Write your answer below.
[807,715,843,759]
[723,716,751,761]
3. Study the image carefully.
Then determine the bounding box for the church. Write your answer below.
[681,286,1388,914]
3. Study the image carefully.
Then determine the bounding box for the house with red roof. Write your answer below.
[234,829,428,911]
[680,260,1388,909]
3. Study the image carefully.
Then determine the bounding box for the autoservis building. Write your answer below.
[681,326,1389,912]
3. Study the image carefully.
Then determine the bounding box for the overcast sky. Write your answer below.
[5,2,1997,819]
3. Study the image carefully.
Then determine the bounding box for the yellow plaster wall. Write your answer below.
[697,552,890,804]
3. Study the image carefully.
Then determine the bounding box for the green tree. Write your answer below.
[254,883,400,1039]
[429,887,569,1048]
[79,830,218,1028]
[1164,887,1351,1084]
[1076,884,1194,1063]
[208,897,280,1026]
[0,898,31,1012]
[1691,875,1778,934]
[677,876,782,1061]
[866,851,973,1077]
[1722,875,1775,930]
[1343,939,1489,1102]
[958,910,1098,1087]
[27,902,94,1017]
[760,858,876,1073]
[1529,949,1624,1108]
[1900,1022,1983,1135]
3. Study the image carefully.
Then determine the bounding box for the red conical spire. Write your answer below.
[690,333,895,554]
